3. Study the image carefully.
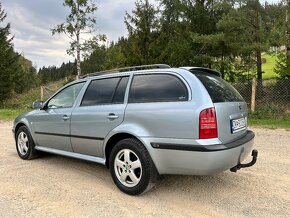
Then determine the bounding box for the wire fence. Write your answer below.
[232,77,290,118]
[40,83,64,101]
[40,78,72,101]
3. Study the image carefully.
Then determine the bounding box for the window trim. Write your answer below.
[112,76,130,104]
[80,76,130,107]
[128,73,190,104]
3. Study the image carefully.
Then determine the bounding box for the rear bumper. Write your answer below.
[142,130,255,175]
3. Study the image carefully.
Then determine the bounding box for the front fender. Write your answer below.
[13,110,38,139]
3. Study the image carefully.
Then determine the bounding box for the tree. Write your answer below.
[0,3,35,102]
[0,3,13,101]
[286,0,290,68]
[187,1,237,78]
[156,0,192,66]
[51,0,105,78]
[274,0,290,78]
[81,44,107,74]
[124,0,160,65]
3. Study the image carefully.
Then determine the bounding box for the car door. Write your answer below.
[70,76,129,157]
[32,82,85,151]
[124,73,193,138]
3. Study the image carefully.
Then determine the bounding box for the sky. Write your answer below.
[1,0,281,69]
[1,0,136,68]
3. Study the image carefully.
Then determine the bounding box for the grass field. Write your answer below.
[1,80,65,109]
[0,109,28,121]
[0,80,65,121]
[248,116,290,130]
[262,53,279,79]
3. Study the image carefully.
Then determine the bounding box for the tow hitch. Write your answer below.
[230,149,258,172]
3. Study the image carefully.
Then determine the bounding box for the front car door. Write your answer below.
[32,82,85,151]
[70,76,129,157]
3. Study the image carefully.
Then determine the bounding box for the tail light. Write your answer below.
[199,107,218,139]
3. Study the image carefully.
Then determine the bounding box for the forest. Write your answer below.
[0,0,289,104]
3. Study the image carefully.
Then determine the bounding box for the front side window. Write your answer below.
[81,76,129,106]
[129,74,188,103]
[47,82,85,109]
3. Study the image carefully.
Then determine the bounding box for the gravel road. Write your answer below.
[0,121,289,217]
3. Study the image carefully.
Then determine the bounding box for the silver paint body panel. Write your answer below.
[13,68,254,175]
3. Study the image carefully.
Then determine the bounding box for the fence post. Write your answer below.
[251,77,256,113]
[40,86,44,101]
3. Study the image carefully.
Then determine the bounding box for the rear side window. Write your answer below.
[129,74,188,103]
[81,77,129,106]
[194,72,243,103]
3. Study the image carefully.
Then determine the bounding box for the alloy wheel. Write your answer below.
[114,148,142,187]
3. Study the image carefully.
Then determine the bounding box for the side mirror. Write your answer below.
[32,101,43,109]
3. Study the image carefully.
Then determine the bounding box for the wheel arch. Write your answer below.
[14,122,28,138]
[104,132,144,168]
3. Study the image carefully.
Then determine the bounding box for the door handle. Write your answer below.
[62,115,70,121]
[107,113,119,120]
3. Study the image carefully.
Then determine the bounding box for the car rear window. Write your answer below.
[194,72,244,103]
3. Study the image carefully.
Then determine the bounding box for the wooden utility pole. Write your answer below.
[251,77,257,113]
[40,86,44,101]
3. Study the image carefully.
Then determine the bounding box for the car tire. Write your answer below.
[16,126,38,160]
[109,138,158,195]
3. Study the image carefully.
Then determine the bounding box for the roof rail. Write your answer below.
[81,64,171,78]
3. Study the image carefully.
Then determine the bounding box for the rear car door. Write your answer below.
[124,73,194,139]
[32,82,85,151]
[70,76,129,157]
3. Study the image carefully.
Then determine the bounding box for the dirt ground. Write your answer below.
[0,121,289,218]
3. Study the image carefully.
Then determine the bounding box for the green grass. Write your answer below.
[248,117,290,130]
[0,80,66,121]
[1,87,41,110]
[262,54,279,79]
[0,109,28,121]
[1,80,65,110]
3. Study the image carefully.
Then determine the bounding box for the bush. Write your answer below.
[249,103,287,119]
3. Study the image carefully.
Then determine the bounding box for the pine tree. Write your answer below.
[124,0,159,65]
[0,3,21,102]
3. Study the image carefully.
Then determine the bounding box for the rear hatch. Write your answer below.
[194,72,247,144]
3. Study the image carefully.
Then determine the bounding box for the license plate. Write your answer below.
[231,117,247,133]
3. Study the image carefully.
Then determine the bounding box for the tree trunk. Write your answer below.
[220,54,225,79]
[256,50,262,82]
[76,32,81,79]
[287,0,290,64]
[255,1,263,95]
[76,1,81,79]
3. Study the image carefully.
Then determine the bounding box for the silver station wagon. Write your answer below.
[13,64,258,195]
